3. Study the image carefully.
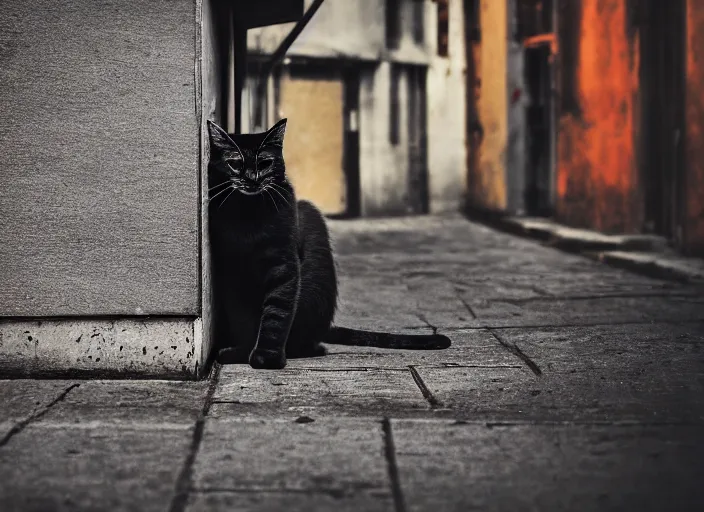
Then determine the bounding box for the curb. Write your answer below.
[463,210,704,284]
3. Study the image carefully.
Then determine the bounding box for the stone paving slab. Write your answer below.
[191,418,391,498]
[286,329,519,370]
[392,420,704,512]
[39,379,209,425]
[186,490,393,512]
[210,366,428,418]
[412,323,704,422]
[444,295,704,329]
[0,423,192,512]
[3,214,704,511]
[0,380,76,424]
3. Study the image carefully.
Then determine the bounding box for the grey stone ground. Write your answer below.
[2,214,704,512]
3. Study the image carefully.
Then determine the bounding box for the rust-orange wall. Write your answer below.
[685,0,704,255]
[556,0,642,233]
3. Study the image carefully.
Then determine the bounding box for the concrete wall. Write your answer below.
[426,0,468,214]
[684,0,704,256]
[0,0,199,317]
[0,0,227,378]
[199,0,228,374]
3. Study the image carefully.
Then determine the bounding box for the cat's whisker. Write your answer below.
[265,185,287,209]
[208,181,231,193]
[265,189,280,213]
[217,187,236,209]
[209,184,233,203]
[268,184,292,208]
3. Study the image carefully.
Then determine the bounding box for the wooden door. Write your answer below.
[278,68,347,215]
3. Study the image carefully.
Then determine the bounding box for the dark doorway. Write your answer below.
[639,0,686,242]
[518,0,555,217]
[407,65,429,215]
[524,44,553,216]
[342,68,361,218]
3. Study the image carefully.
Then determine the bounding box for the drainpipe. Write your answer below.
[252,0,326,130]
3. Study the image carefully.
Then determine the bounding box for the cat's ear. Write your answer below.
[207,120,241,154]
[261,118,287,149]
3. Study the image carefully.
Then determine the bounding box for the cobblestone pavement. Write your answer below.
[2,214,704,511]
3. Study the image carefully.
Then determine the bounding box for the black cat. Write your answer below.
[207,118,451,370]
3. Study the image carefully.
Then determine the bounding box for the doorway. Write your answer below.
[278,67,346,215]
[639,0,686,242]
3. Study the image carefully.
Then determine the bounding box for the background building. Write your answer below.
[464,0,704,257]
[242,0,468,217]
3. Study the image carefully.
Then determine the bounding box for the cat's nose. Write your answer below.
[244,170,257,181]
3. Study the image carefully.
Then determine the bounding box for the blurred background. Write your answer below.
[225,0,704,257]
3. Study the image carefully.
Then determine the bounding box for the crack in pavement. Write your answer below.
[415,313,438,335]
[169,363,221,512]
[0,383,80,448]
[408,366,443,408]
[382,418,407,512]
[453,289,478,320]
[488,329,543,377]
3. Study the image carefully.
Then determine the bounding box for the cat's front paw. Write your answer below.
[249,348,287,370]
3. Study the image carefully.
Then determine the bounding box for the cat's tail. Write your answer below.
[324,326,451,350]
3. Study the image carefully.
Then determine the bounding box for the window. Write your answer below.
[437,0,449,56]
[412,0,425,44]
[389,64,400,145]
[386,0,401,49]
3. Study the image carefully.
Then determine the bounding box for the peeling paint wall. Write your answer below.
[684,0,704,255]
[556,0,641,233]
[427,0,468,213]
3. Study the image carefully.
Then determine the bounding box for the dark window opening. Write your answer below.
[389,64,400,145]
[437,0,449,56]
[412,0,425,44]
[386,0,401,49]
[516,0,553,40]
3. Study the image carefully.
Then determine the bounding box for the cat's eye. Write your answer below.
[226,160,241,173]
[258,157,274,168]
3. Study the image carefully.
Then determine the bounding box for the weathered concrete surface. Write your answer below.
[191,418,389,492]
[0,317,199,379]
[1,214,703,510]
[38,380,209,424]
[0,423,192,512]
[210,366,428,418]
[186,490,393,512]
[393,420,704,512]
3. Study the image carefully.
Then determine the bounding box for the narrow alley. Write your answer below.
[2,214,703,511]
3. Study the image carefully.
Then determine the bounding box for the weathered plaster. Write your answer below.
[684,0,704,256]
[556,0,641,233]
[359,62,411,216]
[427,0,468,214]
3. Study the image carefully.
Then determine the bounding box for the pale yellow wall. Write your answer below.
[278,73,347,215]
